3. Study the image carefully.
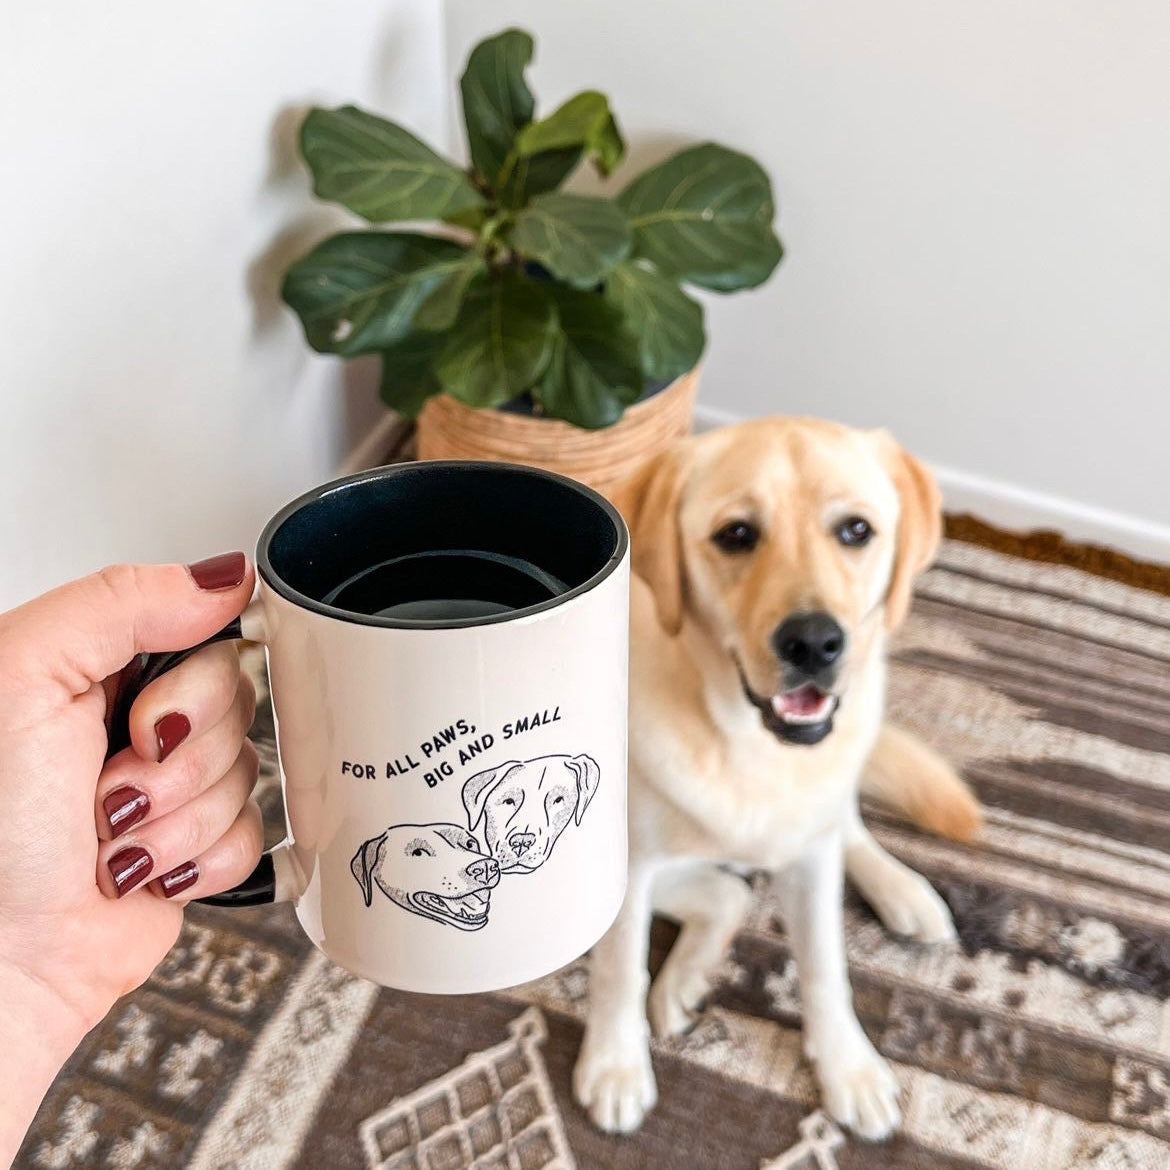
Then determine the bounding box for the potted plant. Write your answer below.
[281,28,782,495]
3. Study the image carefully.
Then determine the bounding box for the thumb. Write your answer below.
[3,553,254,699]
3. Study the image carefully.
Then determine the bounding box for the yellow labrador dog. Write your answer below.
[572,418,981,1141]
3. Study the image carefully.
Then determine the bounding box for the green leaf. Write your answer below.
[281,232,473,356]
[593,112,625,178]
[459,29,535,186]
[503,146,583,206]
[414,251,486,331]
[300,106,485,224]
[692,236,784,292]
[434,275,556,408]
[511,193,632,289]
[445,204,491,233]
[604,261,706,383]
[379,331,446,418]
[537,286,643,429]
[618,142,782,291]
[513,91,625,178]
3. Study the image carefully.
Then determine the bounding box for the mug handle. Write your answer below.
[105,601,296,908]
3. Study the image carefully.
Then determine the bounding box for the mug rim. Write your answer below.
[255,460,630,630]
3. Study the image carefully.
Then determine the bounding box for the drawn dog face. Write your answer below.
[350,823,501,930]
[463,755,600,874]
[613,419,941,747]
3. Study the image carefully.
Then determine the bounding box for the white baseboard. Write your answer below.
[692,405,1170,565]
[931,464,1170,564]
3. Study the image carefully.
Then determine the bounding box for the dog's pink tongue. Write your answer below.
[778,685,828,717]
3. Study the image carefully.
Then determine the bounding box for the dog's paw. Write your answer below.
[868,868,957,944]
[648,962,712,1038]
[573,1036,657,1134]
[815,1040,901,1142]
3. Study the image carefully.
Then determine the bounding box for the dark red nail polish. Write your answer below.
[157,860,199,899]
[108,846,153,897]
[188,551,246,591]
[103,787,150,837]
[155,712,191,762]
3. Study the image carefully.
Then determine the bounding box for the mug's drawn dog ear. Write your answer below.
[463,762,521,831]
[350,833,386,907]
[566,754,601,825]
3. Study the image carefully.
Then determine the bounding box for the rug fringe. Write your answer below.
[945,512,1170,597]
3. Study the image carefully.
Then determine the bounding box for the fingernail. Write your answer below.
[103,787,151,838]
[157,860,199,899]
[108,846,153,897]
[155,712,191,762]
[188,551,246,591]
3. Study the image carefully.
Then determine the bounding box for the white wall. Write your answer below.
[444,2,1170,551]
[0,2,446,608]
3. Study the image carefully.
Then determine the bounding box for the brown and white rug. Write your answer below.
[18,537,1170,1170]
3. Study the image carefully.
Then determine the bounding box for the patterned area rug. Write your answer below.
[18,538,1170,1170]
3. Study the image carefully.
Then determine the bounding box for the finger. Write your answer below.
[149,798,265,903]
[98,740,259,898]
[127,640,246,764]
[2,554,253,706]
[96,675,256,841]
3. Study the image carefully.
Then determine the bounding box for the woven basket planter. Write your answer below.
[416,367,700,499]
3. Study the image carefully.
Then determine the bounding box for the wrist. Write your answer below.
[0,960,92,1168]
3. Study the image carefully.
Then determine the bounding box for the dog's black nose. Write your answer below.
[772,612,846,676]
[508,832,536,856]
[465,858,499,884]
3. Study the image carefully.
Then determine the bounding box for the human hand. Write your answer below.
[0,554,263,1161]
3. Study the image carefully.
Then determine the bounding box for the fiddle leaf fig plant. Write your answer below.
[281,28,782,430]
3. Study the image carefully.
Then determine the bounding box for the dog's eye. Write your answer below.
[502,797,516,806]
[835,516,874,548]
[553,796,564,805]
[408,845,434,857]
[712,520,760,554]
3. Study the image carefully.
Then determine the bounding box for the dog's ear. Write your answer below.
[565,754,601,826]
[462,762,520,832]
[611,444,692,636]
[350,833,386,907]
[873,430,943,630]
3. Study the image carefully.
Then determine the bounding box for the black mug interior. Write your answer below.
[258,462,627,628]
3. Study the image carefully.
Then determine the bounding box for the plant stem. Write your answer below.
[478,213,517,271]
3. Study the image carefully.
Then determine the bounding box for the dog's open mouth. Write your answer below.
[738,666,840,746]
[413,889,491,930]
[772,684,836,725]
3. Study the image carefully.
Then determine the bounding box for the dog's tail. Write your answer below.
[861,722,984,843]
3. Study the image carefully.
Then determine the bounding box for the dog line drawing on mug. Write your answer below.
[350,753,601,930]
[350,824,501,931]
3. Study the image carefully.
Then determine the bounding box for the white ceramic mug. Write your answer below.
[110,462,630,994]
